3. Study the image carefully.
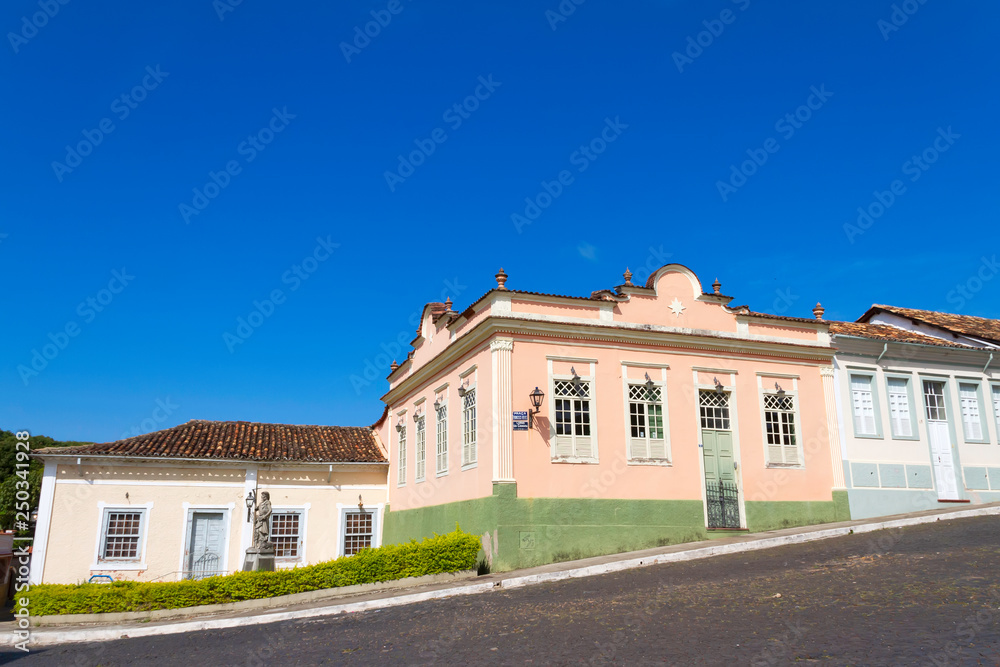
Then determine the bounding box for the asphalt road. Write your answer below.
[6,515,1000,666]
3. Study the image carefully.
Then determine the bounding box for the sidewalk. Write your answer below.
[8,501,1000,647]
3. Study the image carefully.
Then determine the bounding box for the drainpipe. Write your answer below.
[984,352,994,375]
[875,342,888,364]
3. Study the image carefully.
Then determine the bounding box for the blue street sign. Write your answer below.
[513,411,529,431]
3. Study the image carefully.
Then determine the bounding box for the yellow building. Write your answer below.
[30,419,388,585]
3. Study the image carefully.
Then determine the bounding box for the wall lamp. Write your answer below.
[714,377,724,393]
[775,382,785,396]
[395,417,404,432]
[644,373,656,401]
[529,386,545,428]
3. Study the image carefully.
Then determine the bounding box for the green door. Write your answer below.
[703,429,740,529]
[702,429,735,485]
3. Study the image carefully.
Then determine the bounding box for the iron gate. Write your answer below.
[706,480,741,529]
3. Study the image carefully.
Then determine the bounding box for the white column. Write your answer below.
[821,366,846,488]
[29,460,57,585]
[239,465,258,557]
[491,338,515,482]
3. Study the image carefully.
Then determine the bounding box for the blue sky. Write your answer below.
[2,0,997,442]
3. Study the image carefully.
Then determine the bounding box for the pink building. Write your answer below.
[379,264,848,571]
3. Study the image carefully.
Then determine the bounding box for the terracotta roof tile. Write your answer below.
[830,321,977,349]
[34,420,387,463]
[859,305,1000,344]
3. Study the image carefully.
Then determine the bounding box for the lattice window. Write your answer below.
[763,393,799,465]
[923,381,947,421]
[628,383,667,460]
[270,512,301,559]
[342,511,373,556]
[699,390,730,430]
[887,378,913,438]
[462,389,477,466]
[414,416,426,481]
[959,383,984,440]
[397,425,407,485]
[850,375,877,436]
[101,511,143,560]
[552,377,593,459]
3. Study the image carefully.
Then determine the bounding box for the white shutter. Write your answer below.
[887,378,912,437]
[993,385,1000,433]
[851,376,876,435]
[554,436,573,458]
[960,384,983,440]
[649,438,667,459]
[629,437,648,459]
[768,444,784,464]
[575,436,593,459]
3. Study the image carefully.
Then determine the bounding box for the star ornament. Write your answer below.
[669,298,686,317]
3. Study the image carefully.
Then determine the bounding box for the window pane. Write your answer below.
[887,378,912,437]
[103,511,142,560]
[343,512,373,556]
[270,512,300,558]
[960,383,983,440]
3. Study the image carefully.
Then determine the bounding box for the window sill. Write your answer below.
[765,463,805,470]
[889,435,921,441]
[627,459,672,466]
[551,457,599,464]
[91,562,147,571]
[414,477,425,484]
[854,434,885,440]
[962,440,991,445]
[461,462,478,471]
[436,470,449,477]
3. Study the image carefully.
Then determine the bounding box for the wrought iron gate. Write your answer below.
[706,480,741,529]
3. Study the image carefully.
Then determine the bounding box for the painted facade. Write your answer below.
[31,422,388,585]
[379,265,849,571]
[831,310,1000,519]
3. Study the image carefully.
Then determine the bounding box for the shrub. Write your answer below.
[17,530,480,616]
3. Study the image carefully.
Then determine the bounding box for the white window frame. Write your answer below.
[958,380,989,443]
[435,397,449,476]
[396,419,407,486]
[759,388,804,468]
[849,373,882,438]
[461,385,477,469]
[337,504,383,557]
[414,414,426,482]
[621,365,670,464]
[92,502,152,571]
[270,505,308,565]
[549,362,599,463]
[884,374,918,440]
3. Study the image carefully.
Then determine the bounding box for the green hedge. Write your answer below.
[18,530,481,616]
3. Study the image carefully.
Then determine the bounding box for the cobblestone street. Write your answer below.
[9,516,1000,666]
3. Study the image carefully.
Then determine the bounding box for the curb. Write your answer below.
[13,505,1000,646]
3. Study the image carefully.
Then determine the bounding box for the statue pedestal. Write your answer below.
[243,545,275,572]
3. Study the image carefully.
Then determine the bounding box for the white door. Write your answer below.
[923,381,959,501]
[187,511,225,579]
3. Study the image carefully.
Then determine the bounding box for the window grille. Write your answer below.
[887,378,913,437]
[959,383,984,440]
[270,512,301,559]
[628,383,666,460]
[462,389,477,466]
[763,393,798,465]
[343,512,373,556]
[923,381,947,421]
[102,511,143,560]
[699,390,730,430]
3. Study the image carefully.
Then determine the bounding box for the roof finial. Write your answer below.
[390,359,399,371]
[712,278,721,295]
[495,267,508,291]
[623,267,633,286]
[445,296,453,310]
[813,302,825,320]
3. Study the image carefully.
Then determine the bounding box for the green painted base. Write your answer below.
[383,484,852,572]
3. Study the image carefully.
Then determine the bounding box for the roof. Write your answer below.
[858,305,1000,344]
[829,321,978,349]
[33,420,388,464]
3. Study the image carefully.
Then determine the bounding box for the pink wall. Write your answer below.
[508,338,835,503]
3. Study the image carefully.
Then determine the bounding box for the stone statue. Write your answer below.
[252,491,273,550]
